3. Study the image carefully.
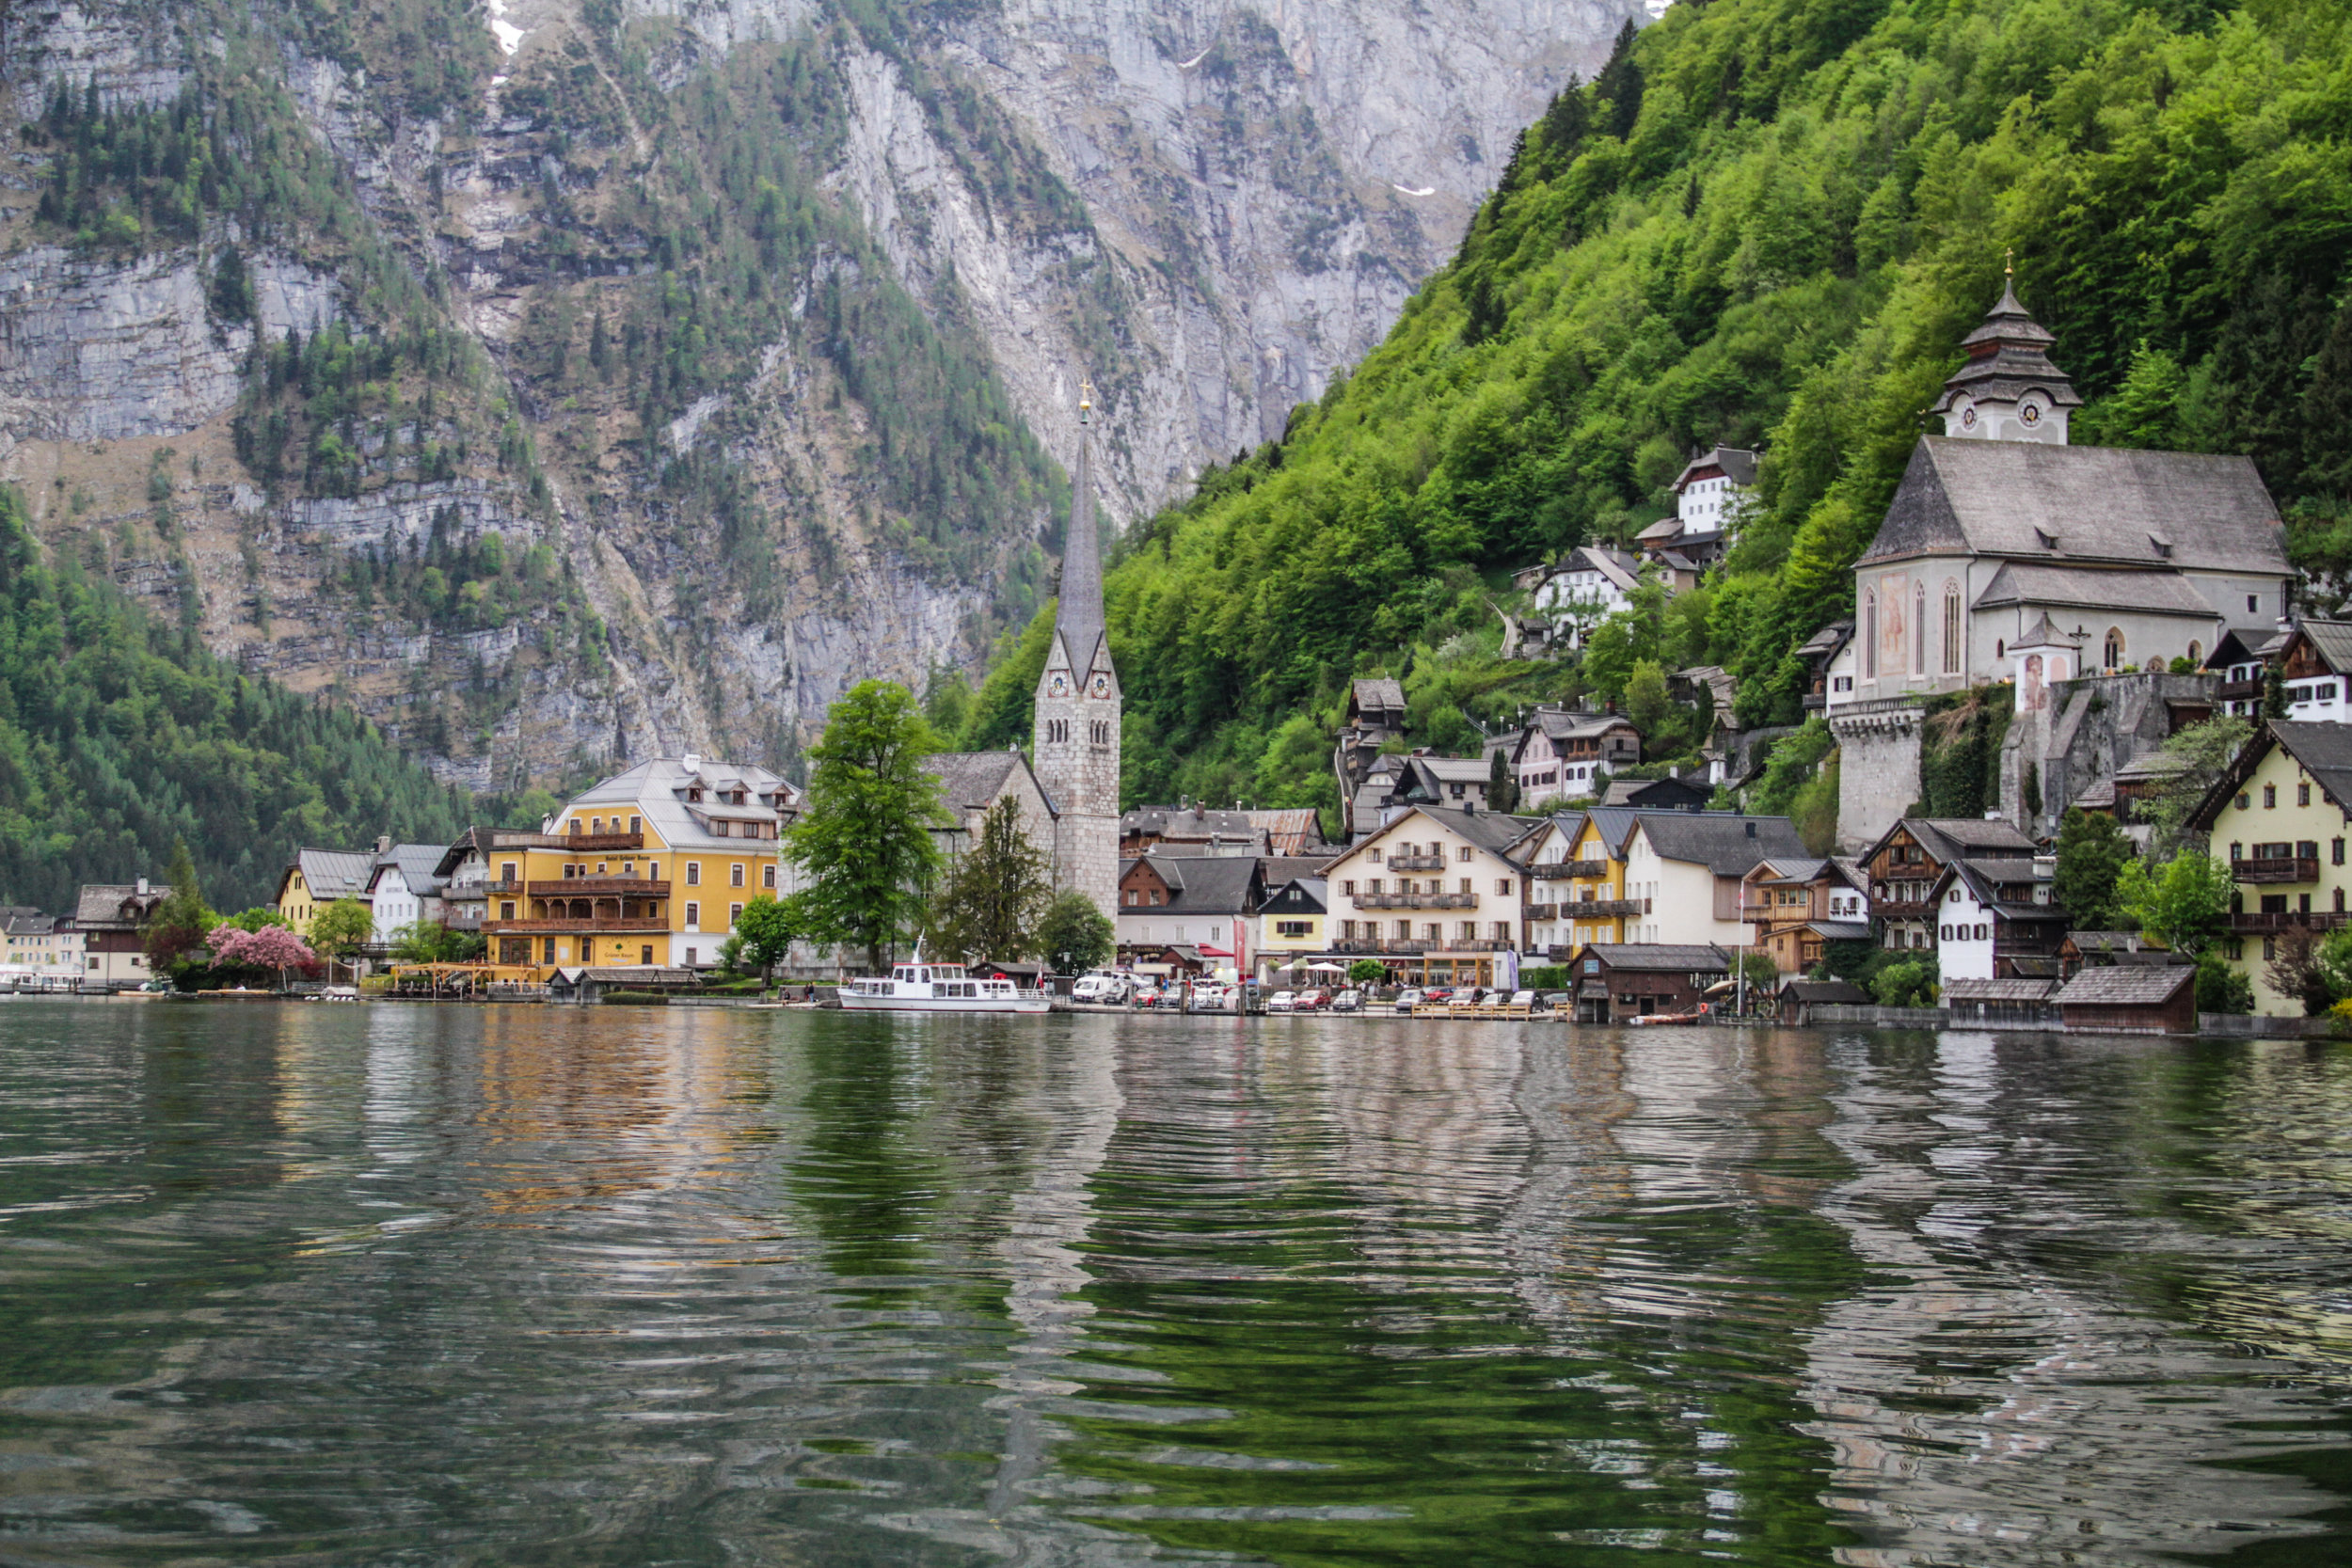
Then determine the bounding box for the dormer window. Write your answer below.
[688,788,704,802]
[2034,528,2058,550]
[2149,534,2172,559]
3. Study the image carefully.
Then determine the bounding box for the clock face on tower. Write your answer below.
[1048,673,1070,698]
[2019,399,2042,427]
[1089,673,1111,699]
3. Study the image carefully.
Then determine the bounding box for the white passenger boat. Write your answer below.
[839,957,1051,1014]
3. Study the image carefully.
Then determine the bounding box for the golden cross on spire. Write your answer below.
[2004,246,2014,277]
[1079,377,1094,424]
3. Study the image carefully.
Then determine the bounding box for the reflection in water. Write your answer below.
[0,1003,2346,1564]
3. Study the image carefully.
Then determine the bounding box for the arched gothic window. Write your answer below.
[2187,640,2203,666]
[2104,627,2125,671]
[1914,584,1928,675]
[1863,591,1878,678]
[1942,582,1963,674]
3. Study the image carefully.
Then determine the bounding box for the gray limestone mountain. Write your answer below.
[0,0,1638,793]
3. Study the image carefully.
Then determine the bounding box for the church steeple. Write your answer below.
[1055,380,1105,668]
[1931,262,2081,445]
[1031,377,1120,921]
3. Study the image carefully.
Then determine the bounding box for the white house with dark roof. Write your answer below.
[364,841,454,945]
[1848,279,2292,705]
[1521,546,1645,648]
[1620,813,1810,946]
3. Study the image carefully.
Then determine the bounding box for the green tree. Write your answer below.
[929,797,1052,964]
[389,919,485,964]
[1036,891,1115,976]
[733,893,798,979]
[2116,853,2235,958]
[143,839,215,971]
[222,906,292,932]
[1346,958,1388,985]
[1486,747,1520,815]
[2196,952,2254,1016]
[1871,955,1938,1008]
[783,680,948,973]
[307,896,374,976]
[2052,808,2133,930]
[1624,659,1677,752]
[2137,717,2253,856]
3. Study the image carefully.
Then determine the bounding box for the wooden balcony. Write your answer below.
[530,831,645,851]
[1529,860,1608,880]
[485,916,670,934]
[1524,904,1559,922]
[2216,678,2264,702]
[2233,856,2319,885]
[2229,911,2351,932]
[1356,892,1478,911]
[1564,897,1647,918]
[1382,854,1448,871]
[528,878,672,897]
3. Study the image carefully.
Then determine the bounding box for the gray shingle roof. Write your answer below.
[1972,561,2224,620]
[1673,446,1759,490]
[1945,976,2058,1001]
[564,758,799,850]
[1861,437,2285,578]
[1351,678,1406,715]
[1931,281,2082,415]
[2296,620,2352,674]
[296,849,375,901]
[370,844,452,898]
[1897,817,2038,863]
[2264,721,2352,816]
[1779,977,1868,1003]
[1124,803,1257,840]
[927,751,1031,813]
[1582,943,1729,973]
[2054,965,2196,1006]
[1145,853,1261,916]
[1632,813,1808,876]
[75,884,170,927]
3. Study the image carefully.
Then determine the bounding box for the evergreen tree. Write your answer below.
[143,839,214,971]
[928,797,1051,964]
[1486,748,1520,815]
[783,680,947,973]
[2051,808,2133,931]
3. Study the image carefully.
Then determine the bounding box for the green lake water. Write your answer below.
[2,1002,2349,1564]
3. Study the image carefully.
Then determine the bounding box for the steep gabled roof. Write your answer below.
[1860,437,2286,577]
[1350,677,1406,716]
[2292,620,2352,675]
[1673,446,1759,490]
[2190,721,2352,832]
[1867,816,2038,866]
[926,751,1031,813]
[1144,853,1262,916]
[1631,813,1808,877]
[294,849,375,901]
[74,884,170,927]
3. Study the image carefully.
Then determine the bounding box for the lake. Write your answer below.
[2,1001,2348,1564]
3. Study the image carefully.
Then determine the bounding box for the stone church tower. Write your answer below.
[1032,383,1121,919]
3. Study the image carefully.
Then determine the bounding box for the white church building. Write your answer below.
[1835,277,2292,709]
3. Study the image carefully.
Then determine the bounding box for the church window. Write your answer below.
[2104,628,2124,671]
[2249,594,2260,614]
[1942,584,1962,673]
[1913,585,1927,674]
[1862,592,1878,677]
[2187,641,2202,666]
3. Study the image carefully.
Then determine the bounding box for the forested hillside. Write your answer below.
[0,489,474,913]
[954,0,2349,816]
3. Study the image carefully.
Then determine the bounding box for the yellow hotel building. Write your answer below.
[2191,721,2352,1015]
[482,756,801,971]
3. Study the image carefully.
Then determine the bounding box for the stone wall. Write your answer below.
[1829,700,1925,851]
[2001,671,2219,840]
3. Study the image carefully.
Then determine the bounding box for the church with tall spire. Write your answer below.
[1030,380,1121,919]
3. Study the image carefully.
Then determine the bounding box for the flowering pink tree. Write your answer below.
[207,925,320,987]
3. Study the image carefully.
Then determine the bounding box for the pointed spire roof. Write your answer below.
[1055,378,1104,666]
[1931,274,2081,414]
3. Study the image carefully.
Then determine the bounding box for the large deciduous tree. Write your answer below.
[1036,891,1115,977]
[732,894,798,979]
[2116,852,2235,958]
[2052,807,2133,930]
[784,680,947,973]
[929,797,1051,964]
[307,897,374,978]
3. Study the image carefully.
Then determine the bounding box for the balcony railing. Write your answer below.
[528,878,672,897]
[2230,911,2351,932]
[1382,854,1447,871]
[485,916,670,934]
[2233,857,2319,885]
[533,831,645,851]
[1525,904,1559,922]
[1743,903,1816,921]
[1330,939,1430,955]
[480,879,523,897]
[1529,860,1609,880]
[1356,892,1478,911]
[2216,678,2264,702]
[445,910,485,930]
[1564,897,1647,918]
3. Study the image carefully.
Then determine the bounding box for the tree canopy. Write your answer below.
[784,680,948,973]
[928,797,1052,964]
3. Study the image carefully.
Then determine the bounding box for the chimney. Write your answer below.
[682,752,702,774]
[136,877,149,896]
[376,834,392,856]
[1745,821,1756,838]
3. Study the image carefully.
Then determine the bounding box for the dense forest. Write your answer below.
[0,489,480,913]
[946,0,2350,819]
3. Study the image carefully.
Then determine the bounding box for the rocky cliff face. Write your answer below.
[0,0,1638,791]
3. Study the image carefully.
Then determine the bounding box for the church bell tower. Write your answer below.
[1032,380,1121,920]
[1931,259,2081,445]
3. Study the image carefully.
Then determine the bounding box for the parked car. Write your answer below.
[1422,987,1455,1006]
[1132,985,1167,1008]
[1393,988,1427,1013]
[1508,990,1546,1012]
[1294,988,1331,1011]
[1266,990,1297,1013]
[1330,989,1362,1013]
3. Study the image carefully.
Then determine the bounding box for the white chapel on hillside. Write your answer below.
[1835,277,2293,709]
